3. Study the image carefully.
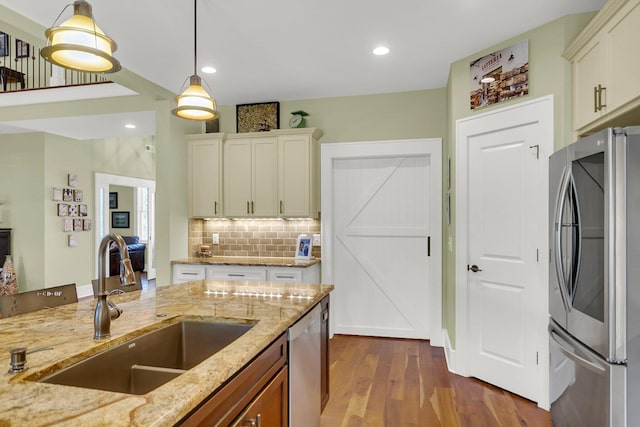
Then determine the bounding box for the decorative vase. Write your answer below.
[0,255,17,295]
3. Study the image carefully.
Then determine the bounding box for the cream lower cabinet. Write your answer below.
[187,134,223,218]
[172,263,320,284]
[565,0,640,134]
[224,136,278,217]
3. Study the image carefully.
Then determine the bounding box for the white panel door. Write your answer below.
[331,146,439,339]
[467,123,542,401]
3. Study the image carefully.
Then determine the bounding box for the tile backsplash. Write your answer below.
[189,219,321,258]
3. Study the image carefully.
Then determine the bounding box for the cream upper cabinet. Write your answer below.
[277,129,321,218]
[573,36,606,130]
[607,1,640,112]
[187,134,223,218]
[564,0,640,134]
[224,135,278,217]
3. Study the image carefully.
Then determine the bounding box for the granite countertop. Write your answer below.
[0,280,333,426]
[172,256,321,268]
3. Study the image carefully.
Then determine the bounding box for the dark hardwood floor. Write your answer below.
[320,335,552,427]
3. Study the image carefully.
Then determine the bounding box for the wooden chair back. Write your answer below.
[91,271,142,297]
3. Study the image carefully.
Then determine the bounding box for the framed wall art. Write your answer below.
[0,32,8,57]
[111,211,130,228]
[469,40,529,110]
[109,192,118,209]
[15,39,29,58]
[236,101,279,133]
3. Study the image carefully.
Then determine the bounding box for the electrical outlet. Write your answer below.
[312,234,321,246]
[212,233,219,244]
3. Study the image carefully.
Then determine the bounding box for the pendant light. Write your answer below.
[171,0,217,121]
[41,1,121,73]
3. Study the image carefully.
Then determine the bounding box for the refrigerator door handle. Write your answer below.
[554,170,573,312]
[549,324,607,375]
[569,175,582,303]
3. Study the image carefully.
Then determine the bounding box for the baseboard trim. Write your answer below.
[443,329,457,374]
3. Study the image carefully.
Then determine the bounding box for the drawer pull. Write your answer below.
[228,273,245,277]
[183,272,199,276]
[275,275,295,279]
[243,414,261,427]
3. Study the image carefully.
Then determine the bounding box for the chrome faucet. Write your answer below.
[94,233,137,340]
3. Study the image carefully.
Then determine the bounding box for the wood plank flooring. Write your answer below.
[320,335,552,427]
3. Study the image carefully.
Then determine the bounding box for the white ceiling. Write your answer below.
[0,0,606,139]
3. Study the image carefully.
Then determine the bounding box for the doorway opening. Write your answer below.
[95,173,156,280]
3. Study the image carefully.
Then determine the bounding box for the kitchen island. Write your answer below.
[0,279,332,426]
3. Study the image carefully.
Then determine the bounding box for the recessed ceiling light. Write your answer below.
[480,77,496,83]
[201,66,217,74]
[125,123,136,129]
[373,46,390,56]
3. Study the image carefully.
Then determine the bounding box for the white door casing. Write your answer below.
[322,139,442,344]
[455,95,553,408]
[94,173,156,279]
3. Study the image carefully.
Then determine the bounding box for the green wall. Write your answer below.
[0,134,45,290]
[215,89,447,142]
[442,12,596,347]
[0,132,158,291]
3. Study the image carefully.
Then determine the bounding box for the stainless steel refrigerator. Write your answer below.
[549,127,640,427]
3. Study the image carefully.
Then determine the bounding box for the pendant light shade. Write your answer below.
[171,0,217,121]
[41,0,121,73]
[173,75,218,120]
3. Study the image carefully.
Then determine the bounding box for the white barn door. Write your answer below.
[322,139,442,342]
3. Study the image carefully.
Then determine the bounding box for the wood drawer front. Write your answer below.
[179,333,288,426]
[231,367,288,427]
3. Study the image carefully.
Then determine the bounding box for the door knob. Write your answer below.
[468,264,483,272]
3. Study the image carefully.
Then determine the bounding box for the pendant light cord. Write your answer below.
[193,0,197,76]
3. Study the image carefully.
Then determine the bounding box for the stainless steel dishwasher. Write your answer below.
[289,304,321,427]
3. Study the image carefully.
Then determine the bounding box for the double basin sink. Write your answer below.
[28,317,255,395]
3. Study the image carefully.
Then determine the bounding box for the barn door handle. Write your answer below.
[468,264,482,272]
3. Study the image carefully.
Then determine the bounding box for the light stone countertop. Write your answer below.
[0,280,333,426]
[171,256,321,268]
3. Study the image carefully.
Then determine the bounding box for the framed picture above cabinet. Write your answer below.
[236,102,279,133]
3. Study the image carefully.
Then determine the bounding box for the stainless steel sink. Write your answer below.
[32,318,255,395]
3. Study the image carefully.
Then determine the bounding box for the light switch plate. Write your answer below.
[212,233,219,244]
[312,234,321,246]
